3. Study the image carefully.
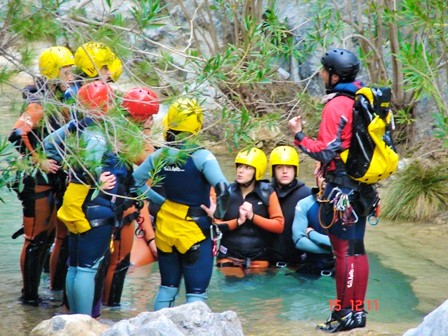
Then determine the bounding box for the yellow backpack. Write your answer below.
[340,87,399,184]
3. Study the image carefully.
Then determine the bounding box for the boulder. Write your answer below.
[30,314,109,336]
[404,299,448,336]
[30,302,244,336]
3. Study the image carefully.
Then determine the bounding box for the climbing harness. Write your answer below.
[318,187,359,229]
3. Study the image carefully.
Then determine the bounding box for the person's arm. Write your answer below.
[307,228,331,250]
[251,192,284,234]
[292,97,354,165]
[8,103,44,160]
[292,195,331,254]
[132,151,166,206]
[42,123,71,163]
[193,149,230,219]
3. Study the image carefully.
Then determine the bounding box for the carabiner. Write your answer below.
[134,227,144,238]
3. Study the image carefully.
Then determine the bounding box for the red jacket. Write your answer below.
[294,82,363,170]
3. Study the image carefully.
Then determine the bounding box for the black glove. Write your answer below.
[213,181,230,219]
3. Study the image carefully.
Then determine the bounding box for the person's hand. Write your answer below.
[287,116,303,135]
[237,208,247,226]
[99,171,116,191]
[240,201,254,221]
[39,158,60,174]
[200,196,217,219]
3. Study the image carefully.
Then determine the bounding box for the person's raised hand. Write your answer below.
[287,116,303,135]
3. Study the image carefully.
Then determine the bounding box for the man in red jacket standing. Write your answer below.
[288,48,377,332]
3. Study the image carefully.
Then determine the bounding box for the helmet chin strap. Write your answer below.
[239,177,255,189]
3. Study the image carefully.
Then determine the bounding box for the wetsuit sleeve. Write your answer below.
[43,123,71,162]
[292,195,331,254]
[193,149,230,219]
[252,191,284,234]
[132,151,166,206]
[215,219,239,232]
[8,103,44,159]
[293,97,352,165]
[193,149,229,186]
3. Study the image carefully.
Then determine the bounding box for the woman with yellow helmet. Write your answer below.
[8,45,76,305]
[74,41,123,83]
[268,145,311,267]
[132,98,230,309]
[209,147,284,276]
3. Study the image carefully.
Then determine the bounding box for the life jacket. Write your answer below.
[271,179,311,264]
[58,148,132,234]
[156,148,211,207]
[219,181,275,260]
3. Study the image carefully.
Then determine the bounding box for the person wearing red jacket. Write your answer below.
[288,48,377,332]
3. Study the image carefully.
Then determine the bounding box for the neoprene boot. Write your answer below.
[186,292,208,304]
[154,286,178,311]
[106,255,130,306]
[73,266,97,315]
[65,266,77,311]
[21,233,47,305]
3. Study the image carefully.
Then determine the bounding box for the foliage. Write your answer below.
[0,0,447,208]
[381,160,448,221]
[0,136,33,203]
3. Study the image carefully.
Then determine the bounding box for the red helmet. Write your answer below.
[78,80,113,115]
[122,87,159,122]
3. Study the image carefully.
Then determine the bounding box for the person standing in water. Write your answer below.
[268,145,311,267]
[288,48,377,332]
[132,98,230,309]
[8,46,75,305]
[211,147,284,275]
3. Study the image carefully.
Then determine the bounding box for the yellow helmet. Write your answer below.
[74,41,123,81]
[269,145,299,177]
[38,46,75,79]
[163,98,203,135]
[235,148,267,181]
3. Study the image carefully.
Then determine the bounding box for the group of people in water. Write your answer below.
[7,42,378,333]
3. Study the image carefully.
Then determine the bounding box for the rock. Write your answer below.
[403,299,448,336]
[103,301,243,336]
[30,314,109,336]
[30,302,244,336]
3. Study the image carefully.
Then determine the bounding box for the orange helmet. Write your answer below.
[77,80,113,115]
[122,87,159,122]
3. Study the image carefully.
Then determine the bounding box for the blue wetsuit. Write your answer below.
[292,192,334,274]
[133,145,229,309]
